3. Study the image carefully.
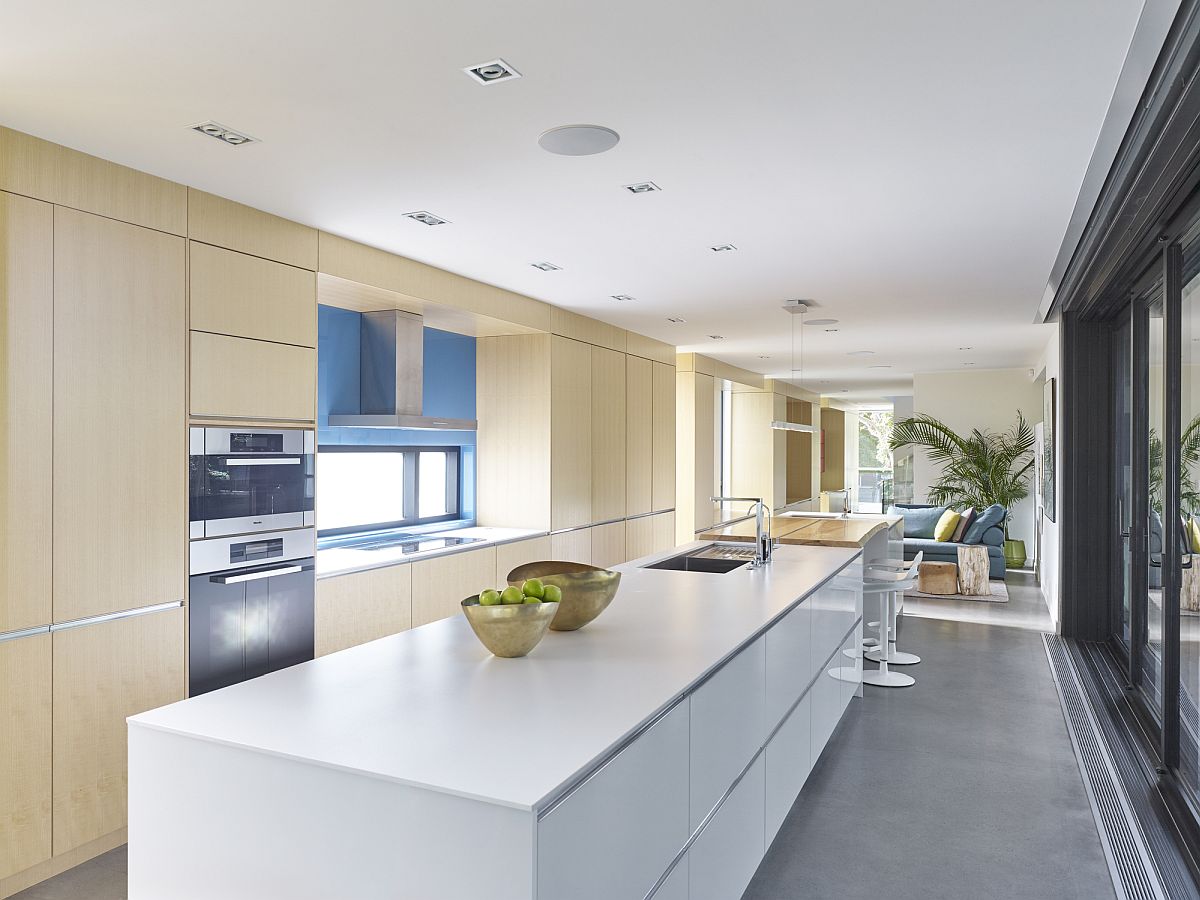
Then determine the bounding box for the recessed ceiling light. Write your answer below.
[190,121,256,146]
[539,125,620,156]
[711,243,737,252]
[708,335,726,341]
[623,181,661,194]
[869,365,892,369]
[758,355,771,359]
[848,350,875,357]
[958,346,973,351]
[464,58,522,85]
[403,211,449,226]
[824,328,839,333]
[666,316,687,324]
[610,294,635,302]
[964,362,975,367]
[805,318,838,327]
[531,261,561,271]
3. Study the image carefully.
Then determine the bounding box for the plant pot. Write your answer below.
[1003,539,1027,569]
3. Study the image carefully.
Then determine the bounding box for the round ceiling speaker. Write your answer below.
[538,125,620,156]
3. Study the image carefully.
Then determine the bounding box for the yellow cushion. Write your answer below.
[1190,518,1200,555]
[934,509,962,542]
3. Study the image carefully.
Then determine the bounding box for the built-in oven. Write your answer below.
[188,529,316,696]
[189,426,315,538]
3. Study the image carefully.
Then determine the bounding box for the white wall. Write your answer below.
[911,366,1046,551]
[1036,326,1062,627]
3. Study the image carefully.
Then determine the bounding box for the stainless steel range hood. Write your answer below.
[327,309,477,431]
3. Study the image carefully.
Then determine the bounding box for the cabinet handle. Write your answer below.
[225,458,302,467]
[210,565,303,584]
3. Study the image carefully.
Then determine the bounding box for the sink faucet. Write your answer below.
[711,496,772,568]
[841,487,852,518]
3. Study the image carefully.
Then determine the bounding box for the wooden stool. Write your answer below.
[956,545,990,596]
[918,561,958,595]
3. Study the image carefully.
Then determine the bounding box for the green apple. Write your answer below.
[521,578,545,599]
[500,586,524,605]
[479,589,502,606]
[523,594,542,604]
[542,584,562,603]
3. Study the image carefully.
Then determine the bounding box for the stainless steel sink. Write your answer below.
[643,544,755,574]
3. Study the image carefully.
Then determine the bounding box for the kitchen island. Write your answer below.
[700,512,903,563]
[127,542,863,900]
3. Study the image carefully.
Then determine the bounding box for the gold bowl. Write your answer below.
[507,562,622,631]
[460,596,558,658]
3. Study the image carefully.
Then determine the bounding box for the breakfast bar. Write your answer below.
[126,543,863,900]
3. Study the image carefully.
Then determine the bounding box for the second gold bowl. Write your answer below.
[507,561,621,631]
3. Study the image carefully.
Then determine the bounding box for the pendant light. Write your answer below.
[771,300,816,433]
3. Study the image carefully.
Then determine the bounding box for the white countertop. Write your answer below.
[317,526,546,578]
[130,542,859,811]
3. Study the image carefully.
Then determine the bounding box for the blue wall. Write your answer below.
[317,305,477,518]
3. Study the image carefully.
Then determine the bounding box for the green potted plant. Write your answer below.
[889,412,1036,568]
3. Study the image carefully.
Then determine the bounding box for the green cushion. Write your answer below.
[889,505,947,539]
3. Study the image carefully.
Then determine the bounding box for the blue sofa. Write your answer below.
[891,503,1007,580]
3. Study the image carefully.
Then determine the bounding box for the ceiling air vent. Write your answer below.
[610,294,635,302]
[190,121,256,146]
[666,316,687,324]
[404,211,450,226]
[623,182,661,194]
[465,59,522,85]
[531,261,562,271]
[711,243,737,252]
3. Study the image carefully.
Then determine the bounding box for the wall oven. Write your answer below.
[189,427,315,538]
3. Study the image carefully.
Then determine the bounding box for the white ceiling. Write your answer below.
[0,0,1149,398]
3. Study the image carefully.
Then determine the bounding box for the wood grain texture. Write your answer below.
[729,390,777,512]
[653,512,677,555]
[318,231,550,331]
[189,242,317,347]
[0,633,51,880]
[625,516,656,561]
[187,189,317,269]
[0,827,125,899]
[550,307,626,352]
[475,334,552,529]
[410,546,497,628]
[495,536,553,584]
[675,371,716,544]
[590,521,627,569]
[53,208,185,622]
[315,565,411,656]
[652,362,677,512]
[0,192,52,632]
[550,529,592,566]
[52,608,185,855]
[0,126,186,235]
[189,331,316,422]
[551,336,593,530]
[591,346,626,522]
[625,355,654,517]
[956,545,990,596]
[625,331,676,365]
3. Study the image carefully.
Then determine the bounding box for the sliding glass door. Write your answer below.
[1177,225,1200,796]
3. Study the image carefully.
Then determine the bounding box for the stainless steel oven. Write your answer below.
[189,427,315,538]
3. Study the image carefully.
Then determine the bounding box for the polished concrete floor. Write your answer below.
[743,615,1114,900]
[902,570,1055,632]
[15,590,1104,900]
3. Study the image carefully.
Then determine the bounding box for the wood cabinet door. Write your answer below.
[495,536,553,584]
[652,362,676,512]
[625,355,654,516]
[410,547,497,628]
[53,607,185,854]
[0,192,52,633]
[590,520,627,569]
[189,331,316,422]
[591,346,626,522]
[315,565,412,657]
[550,528,592,566]
[53,208,185,622]
[550,336,592,530]
[0,632,52,880]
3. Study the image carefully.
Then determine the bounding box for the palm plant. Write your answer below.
[888,412,1035,538]
[1149,416,1200,514]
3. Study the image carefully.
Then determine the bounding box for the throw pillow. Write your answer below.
[963,504,1006,544]
[887,505,947,539]
[934,509,961,542]
[1190,518,1200,555]
[951,508,976,543]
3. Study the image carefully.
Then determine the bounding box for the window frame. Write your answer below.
[316,444,461,536]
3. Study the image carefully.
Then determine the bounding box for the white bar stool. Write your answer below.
[861,556,922,667]
[831,554,921,689]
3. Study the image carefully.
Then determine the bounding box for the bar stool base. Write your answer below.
[866,649,921,665]
[861,669,915,688]
[828,666,862,684]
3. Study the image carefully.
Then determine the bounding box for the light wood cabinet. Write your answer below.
[52,607,185,855]
[495,536,553,584]
[189,242,317,348]
[590,521,627,569]
[0,632,52,880]
[626,355,654,517]
[315,566,412,657]
[190,331,316,422]
[653,511,677,554]
[591,346,626,523]
[410,546,497,628]
[626,512,676,561]
[187,189,317,270]
[550,529,592,566]
[0,192,52,633]
[551,336,592,530]
[53,208,185,623]
[652,361,676,512]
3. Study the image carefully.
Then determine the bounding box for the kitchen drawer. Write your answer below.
[494,536,552,584]
[550,528,592,566]
[0,631,52,880]
[810,654,843,768]
[538,701,689,900]
[688,756,764,900]
[190,331,316,422]
[689,637,764,830]
[808,579,857,679]
[765,690,812,847]
[590,520,627,569]
[652,855,688,900]
[764,600,811,731]
[410,546,496,628]
[189,242,316,348]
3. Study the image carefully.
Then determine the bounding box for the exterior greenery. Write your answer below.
[888,412,1035,538]
[1149,417,1200,514]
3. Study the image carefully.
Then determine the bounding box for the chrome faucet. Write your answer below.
[711,496,772,568]
[841,487,852,518]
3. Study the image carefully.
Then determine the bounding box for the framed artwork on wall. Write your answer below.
[1043,377,1056,522]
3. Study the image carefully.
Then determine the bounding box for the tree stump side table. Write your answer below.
[956,545,990,596]
[917,561,958,595]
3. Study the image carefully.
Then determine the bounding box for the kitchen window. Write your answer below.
[316,446,460,535]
